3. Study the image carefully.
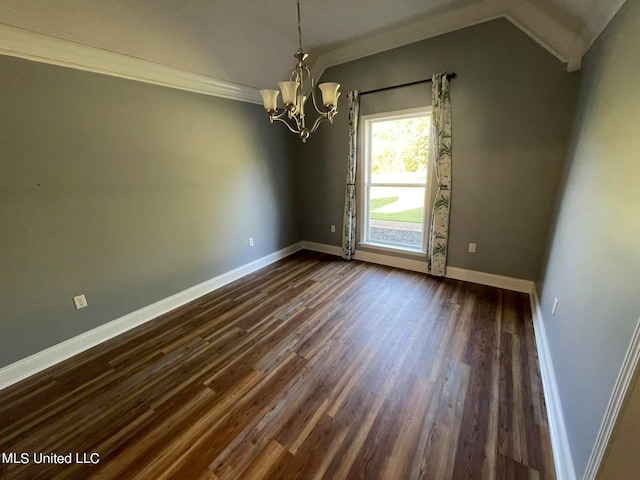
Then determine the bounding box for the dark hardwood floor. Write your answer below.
[0,250,555,479]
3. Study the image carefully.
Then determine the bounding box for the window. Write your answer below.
[360,107,433,253]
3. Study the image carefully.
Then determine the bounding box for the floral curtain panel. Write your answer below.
[427,73,452,276]
[342,91,360,260]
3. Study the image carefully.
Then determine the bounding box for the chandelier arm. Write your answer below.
[309,114,330,135]
[300,65,327,116]
[311,89,324,115]
[306,67,326,115]
[271,115,301,134]
[269,108,291,121]
[311,88,331,116]
[287,104,303,130]
[310,91,322,115]
[302,65,314,90]
[295,75,304,129]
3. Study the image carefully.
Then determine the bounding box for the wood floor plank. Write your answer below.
[0,250,556,479]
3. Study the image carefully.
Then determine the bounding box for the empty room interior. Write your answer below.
[1,1,639,479]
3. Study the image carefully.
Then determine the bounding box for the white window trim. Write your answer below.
[358,106,434,255]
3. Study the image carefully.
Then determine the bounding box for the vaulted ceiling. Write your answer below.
[0,0,627,96]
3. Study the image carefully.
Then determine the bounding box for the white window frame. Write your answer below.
[358,106,434,256]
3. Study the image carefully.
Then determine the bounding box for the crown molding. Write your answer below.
[311,0,626,80]
[567,0,627,72]
[504,0,576,64]
[0,23,262,104]
[310,0,506,82]
[566,33,587,72]
[1,0,626,99]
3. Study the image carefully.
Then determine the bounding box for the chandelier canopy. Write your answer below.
[259,0,340,142]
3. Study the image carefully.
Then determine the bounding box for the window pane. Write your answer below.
[370,116,430,184]
[368,186,425,248]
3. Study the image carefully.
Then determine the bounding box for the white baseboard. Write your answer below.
[354,249,429,274]
[0,242,303,391]
[301,242,533,293]
[445,266,533,293]
[583,315,640,480]
[301,241,342,257]
[529,286,577,480]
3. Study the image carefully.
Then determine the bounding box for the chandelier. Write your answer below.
[259,0,340,142]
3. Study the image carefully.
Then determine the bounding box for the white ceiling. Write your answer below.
[0,0,628,92]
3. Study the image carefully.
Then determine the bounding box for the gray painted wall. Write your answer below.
[536,0,640,477]
[0,56,300,368]
[299,18,579,280]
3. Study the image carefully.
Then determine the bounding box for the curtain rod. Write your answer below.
[358,72,457,96]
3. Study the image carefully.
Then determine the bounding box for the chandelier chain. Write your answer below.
[297,0,303,51]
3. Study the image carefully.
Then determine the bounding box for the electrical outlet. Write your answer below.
[552,297,559,315]
[331,225,336,233]
[248,237,254,247]
[73,294,88,310]
[468,243,477,253]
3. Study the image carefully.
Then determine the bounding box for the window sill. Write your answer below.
[358,242,426,258]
